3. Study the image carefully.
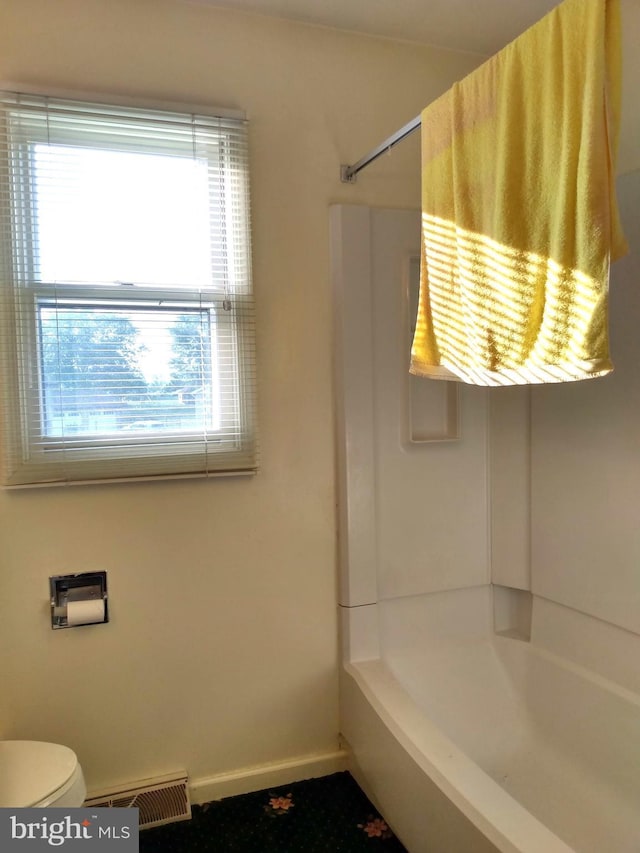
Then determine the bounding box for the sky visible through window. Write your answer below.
[34,144,212,286]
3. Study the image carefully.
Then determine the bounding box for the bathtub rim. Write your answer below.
[343,657,575,853]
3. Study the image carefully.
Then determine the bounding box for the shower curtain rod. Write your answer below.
[340,114,421,183]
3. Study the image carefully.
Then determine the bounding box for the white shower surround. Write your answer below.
[332,181,640,853]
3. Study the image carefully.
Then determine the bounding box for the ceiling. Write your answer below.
[180,0,638,175]
[184,0,562,56]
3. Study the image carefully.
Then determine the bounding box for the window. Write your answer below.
[0,92,257,486]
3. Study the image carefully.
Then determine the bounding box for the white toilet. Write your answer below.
[0,741,86,808]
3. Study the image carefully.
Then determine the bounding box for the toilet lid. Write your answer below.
[0,741,78,808]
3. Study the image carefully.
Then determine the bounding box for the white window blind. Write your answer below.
[0,92,257,486]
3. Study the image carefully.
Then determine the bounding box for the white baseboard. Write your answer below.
[189,749,349,805]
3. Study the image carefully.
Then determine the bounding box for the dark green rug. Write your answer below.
[139,771,408,852]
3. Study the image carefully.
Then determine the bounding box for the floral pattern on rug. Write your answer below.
[358,816,394,839]
[263,787,397,842]
[264,792,295,816]
[141,772,407,852]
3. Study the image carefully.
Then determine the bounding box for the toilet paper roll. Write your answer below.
[66,599,105,627]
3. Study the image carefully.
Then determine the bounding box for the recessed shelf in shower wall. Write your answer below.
[493,584,532,642]
[405,256,460,443]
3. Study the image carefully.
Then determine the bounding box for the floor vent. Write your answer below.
[84,772,191,830]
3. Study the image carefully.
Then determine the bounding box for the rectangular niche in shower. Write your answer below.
[406,256,459,443]
[493,584,533,642]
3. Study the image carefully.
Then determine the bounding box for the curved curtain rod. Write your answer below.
[340,114,421,183]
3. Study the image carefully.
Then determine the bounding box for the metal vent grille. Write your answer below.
[84,772,191,830]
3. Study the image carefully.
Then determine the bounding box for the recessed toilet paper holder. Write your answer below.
[50,571,109,629]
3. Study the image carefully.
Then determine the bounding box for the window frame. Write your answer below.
[0,91,257,487]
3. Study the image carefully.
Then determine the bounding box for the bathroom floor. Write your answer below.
[139,771,407,852]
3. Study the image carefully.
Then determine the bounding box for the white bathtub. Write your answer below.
[340,587,640,853]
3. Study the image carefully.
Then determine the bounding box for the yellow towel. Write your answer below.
[410,0,628,386]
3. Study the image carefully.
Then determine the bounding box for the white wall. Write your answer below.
[333,207,490,610]
[530,170,640,636]
[488,169,640,687]
[0,0,481,793]
[371,216,490,601]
